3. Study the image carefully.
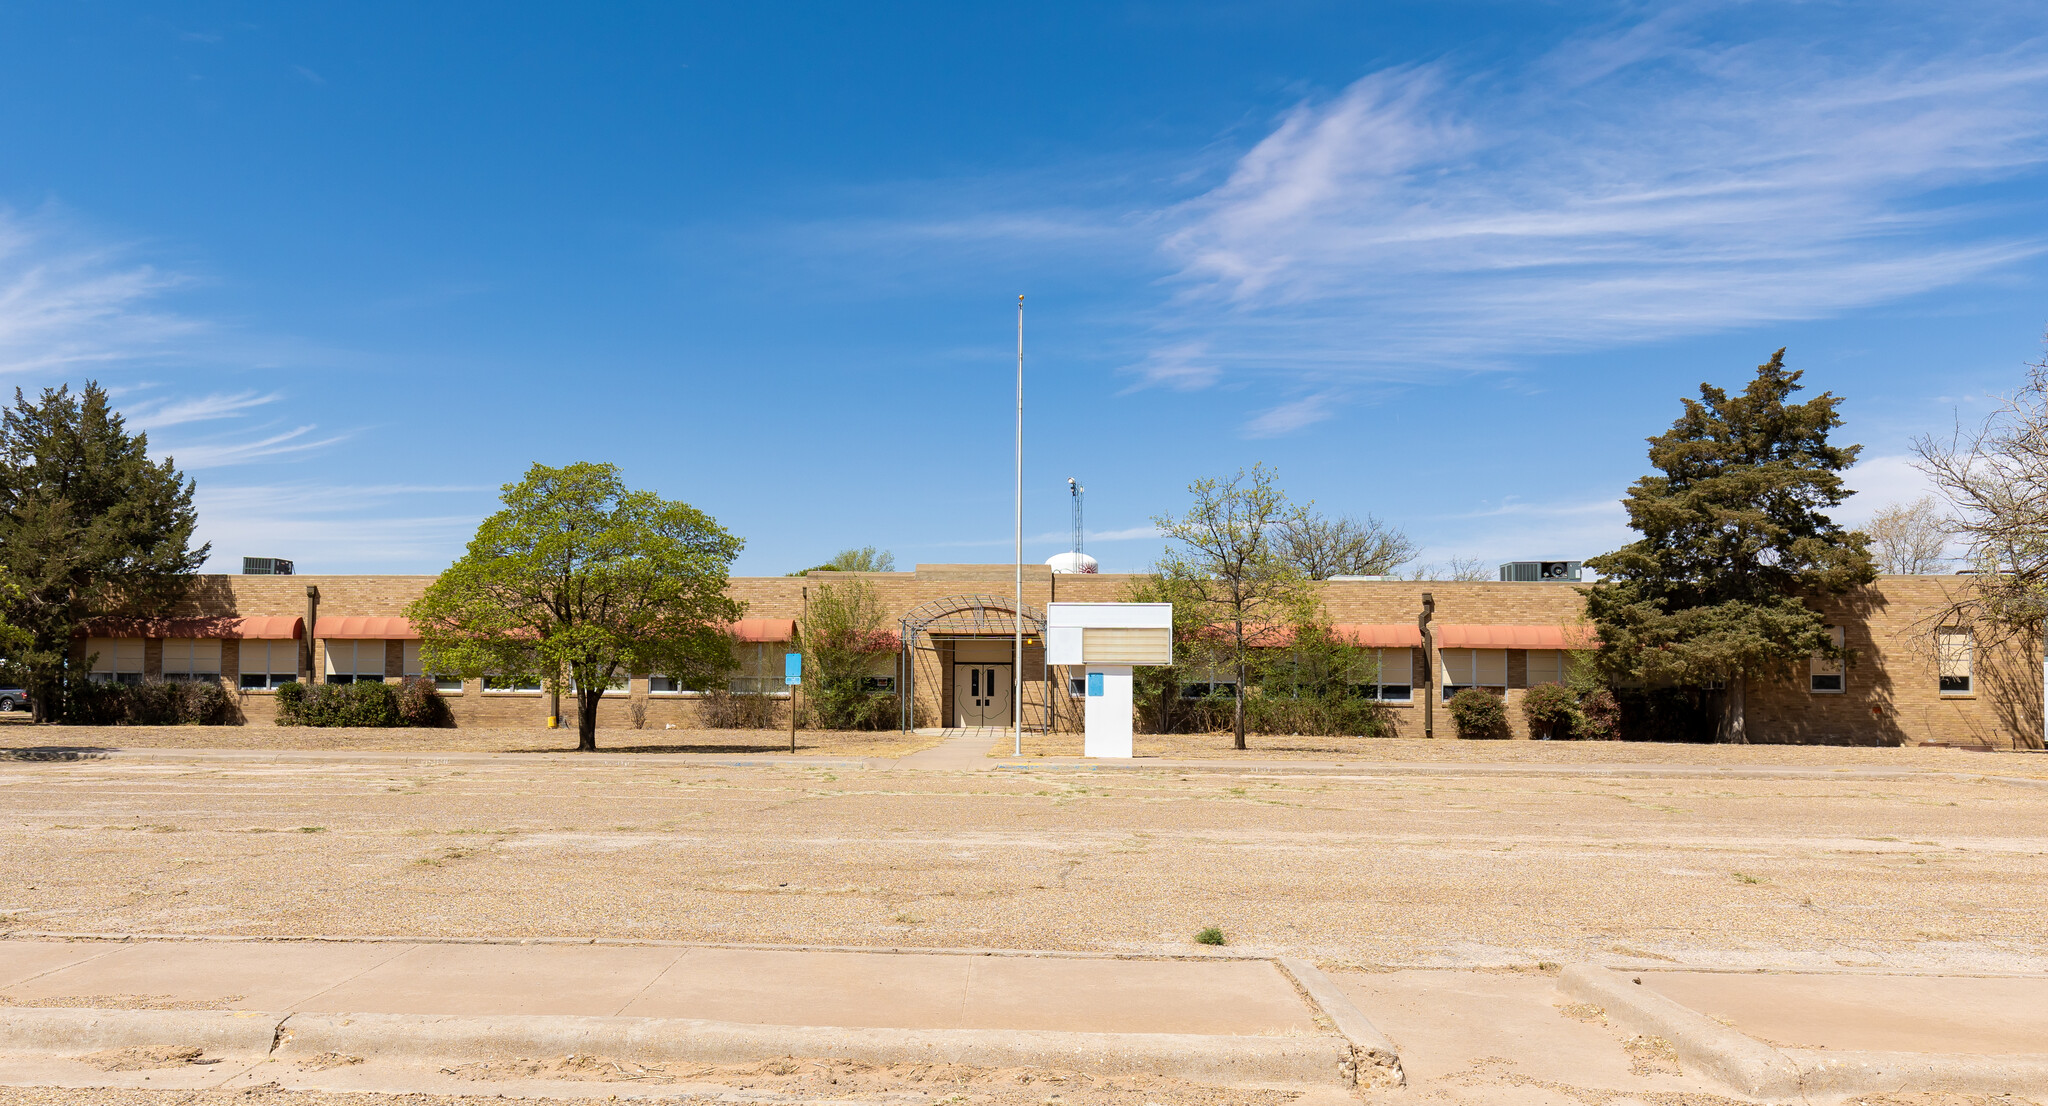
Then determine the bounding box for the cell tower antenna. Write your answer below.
[1069,477,1084,557]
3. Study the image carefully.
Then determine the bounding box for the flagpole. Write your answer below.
[1014,294,1024,759]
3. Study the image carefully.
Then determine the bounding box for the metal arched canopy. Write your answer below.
[900,594,1046,638]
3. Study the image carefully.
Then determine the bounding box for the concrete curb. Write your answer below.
[1561,964,2048,1098]
[1277,957,1403,1088]
[0,1007,280,1057]
[267,1011,1351,1086]
[1559,964,1802,1097]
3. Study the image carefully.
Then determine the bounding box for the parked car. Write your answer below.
[0,688,29,713]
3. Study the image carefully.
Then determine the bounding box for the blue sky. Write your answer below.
[2,1,2045,576]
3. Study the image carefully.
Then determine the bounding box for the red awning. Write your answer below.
[729,618,797,643]
[316,616,419,640]
[1433,624,1595,649]
[78,615,303,640]
[1331,623,1426,648]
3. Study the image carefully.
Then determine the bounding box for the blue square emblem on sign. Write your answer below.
[1086,672,1104,697]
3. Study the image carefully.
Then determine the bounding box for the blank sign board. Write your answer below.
[1046,603,1173,666]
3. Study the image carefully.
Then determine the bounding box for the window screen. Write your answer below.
[87,637,145,684]
[324,640,387,685]
[1357,648,1413,702]
[1439,648,1507,698]
[1937,630,1972,695]
[237,640,300,689]
[162,639,222,680]
[402,641,463,691]
[1525,650,1565,686]
[1810,626,1845,693]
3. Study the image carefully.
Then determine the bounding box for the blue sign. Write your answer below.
[785,652,802,685]
[1087,671,1104,697]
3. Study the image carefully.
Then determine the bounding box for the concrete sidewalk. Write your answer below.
[0,937,1392,1094]
[0,938,1317,1036]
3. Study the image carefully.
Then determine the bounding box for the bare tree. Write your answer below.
[1407,556,1491,581]
[1866,497,1949,574]
[1913,345,2048,636]
[1151,464,1314,750]
[1279,513,1417,579]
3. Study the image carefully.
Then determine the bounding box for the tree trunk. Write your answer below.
[577,689,599,752]
[1233,660,1247,750]
[1720,675,1748,744]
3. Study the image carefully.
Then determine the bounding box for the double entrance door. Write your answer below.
[954,663,1013,728]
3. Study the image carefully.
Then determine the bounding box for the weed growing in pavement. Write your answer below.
[1195,926,1226,946]
[296,826,326,834]
[1732,872,1766,884]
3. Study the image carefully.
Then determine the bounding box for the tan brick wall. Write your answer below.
[109,568,2043,746]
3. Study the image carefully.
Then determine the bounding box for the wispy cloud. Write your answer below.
[1242,391,1342,438]
[192,483,494,571]
[1146,15,2048,415]
[0,209,205,376]
[123,389,280,431]
[161,425,351,469]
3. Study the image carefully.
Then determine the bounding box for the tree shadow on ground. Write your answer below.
[0,746,115,761]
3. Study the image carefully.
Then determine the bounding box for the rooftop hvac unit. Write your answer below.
[1499,560,1580,582]
[242,557,295,576]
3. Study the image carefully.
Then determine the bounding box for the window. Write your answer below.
[324,639,387,685]
[1440,648,1507,700]
[862,675,896,693]
[572,673,631,694]
[1355,648,1413,702]
[729,642,792,696]
[402,641,463,692]
[483,673,544,694]
[237,640,300,689]
[648,674,688,694]
[161,639,223,681]
[1525,650,1566,687]
[1810,626,1845,693]
[87,637,145,685]
[1068,674,1087,699]
[1937,630,1973,696]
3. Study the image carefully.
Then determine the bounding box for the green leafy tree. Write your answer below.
[0,383,207,721]
[797,576,898,729]
[791,546,895,575]
[408,462,744,751]
[1152,464,1315,749]
[1585,350,1875,742]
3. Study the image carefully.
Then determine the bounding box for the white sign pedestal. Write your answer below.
[1047,602,1172,760]
[1082,665,1134,758]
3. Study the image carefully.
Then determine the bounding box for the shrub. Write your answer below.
[1613,686,1716,742]
[803,675,900,730]
[1577,688,1621,740]
[395,677,453,728]
[64,679,237,725]
[1447,687,1510,739]
[277,681,402,727]
[699,689,783,729]
[1245,690,1393,737]
[1520,682,1579,740]
[1194,926,1226,946]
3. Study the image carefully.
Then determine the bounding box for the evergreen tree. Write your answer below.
[1585,351,1875,742]
[0,383,208,721]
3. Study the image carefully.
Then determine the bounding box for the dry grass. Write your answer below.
[0,724,942,759]
[996,730,2029,767]
[3,755,2045,972]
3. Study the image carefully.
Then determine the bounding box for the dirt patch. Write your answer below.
[81,1045,215,1071]
[0,993,245,1010]
[293,1051,362,1071]
[1002,732,2017,765]
[437,1053,1307,1101]
[0,724,940,758]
